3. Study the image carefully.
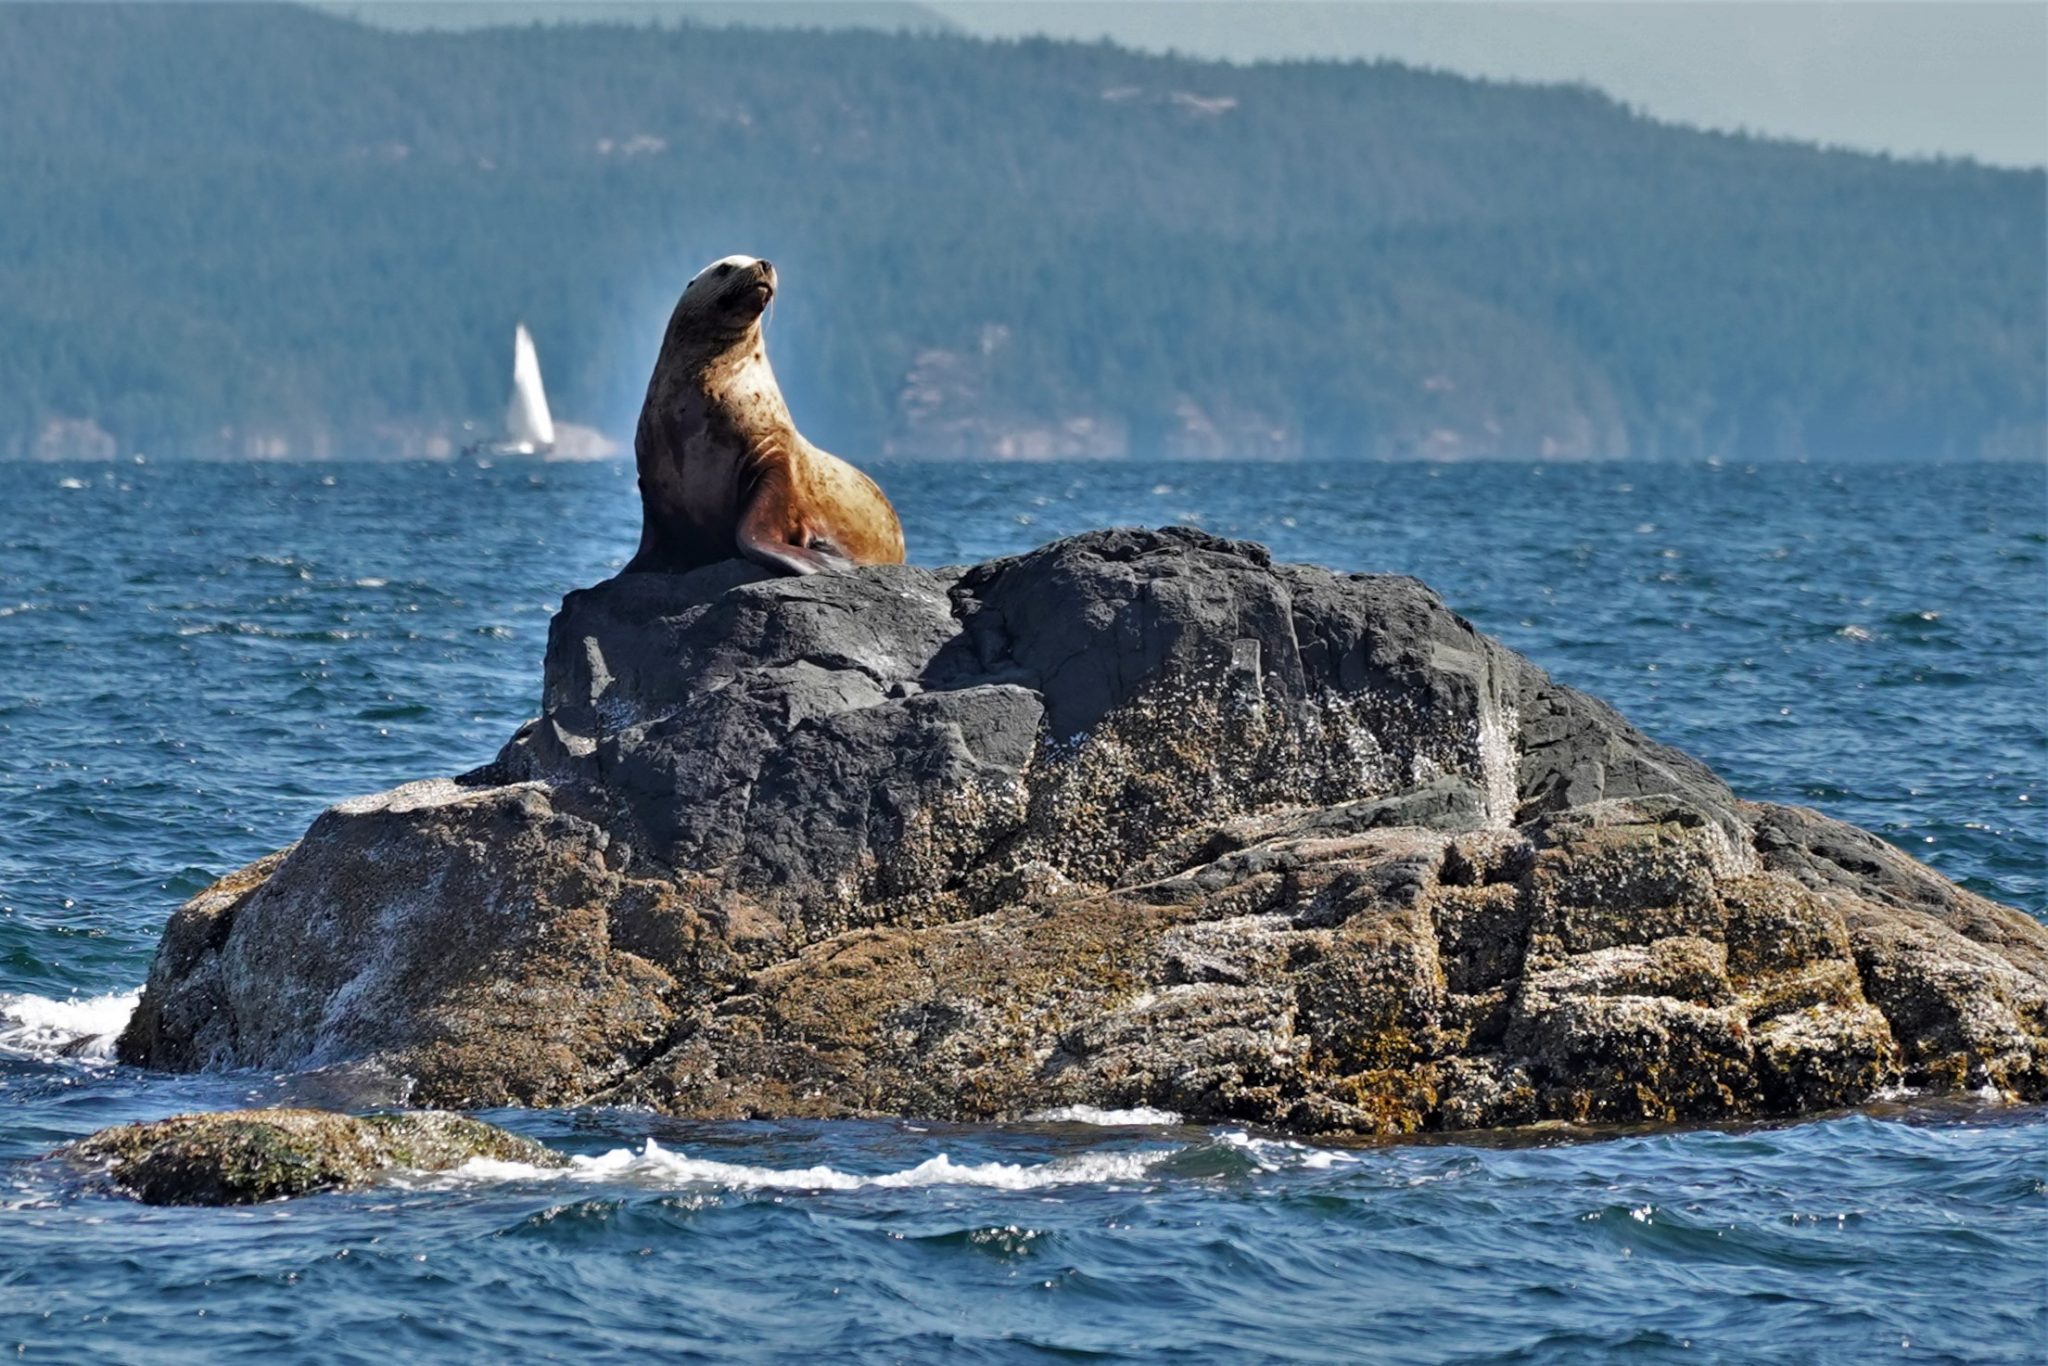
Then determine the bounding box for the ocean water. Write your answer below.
[1,458,2042,1362]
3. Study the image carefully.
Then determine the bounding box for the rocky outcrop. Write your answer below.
[117,529,2048,1134]
[63,1109,560,1205]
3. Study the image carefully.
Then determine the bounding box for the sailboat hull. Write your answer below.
[460,439,551,458]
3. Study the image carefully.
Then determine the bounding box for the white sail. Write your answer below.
[504,323,556,451]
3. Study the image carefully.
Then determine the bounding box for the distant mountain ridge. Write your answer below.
[316,1,958,36]
[0,3,2039,461]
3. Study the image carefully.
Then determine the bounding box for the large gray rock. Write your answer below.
[118,529,2048,1133]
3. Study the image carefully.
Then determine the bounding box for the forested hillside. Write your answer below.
[0,3,2039,460]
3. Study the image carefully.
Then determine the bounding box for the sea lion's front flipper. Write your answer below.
[738,536,841,576]
[736,471,843,576]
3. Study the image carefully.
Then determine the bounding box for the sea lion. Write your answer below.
[625,255,906,576]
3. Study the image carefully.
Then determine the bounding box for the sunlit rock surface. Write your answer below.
[118,529,2048,1134]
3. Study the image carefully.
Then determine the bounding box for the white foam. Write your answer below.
[418,1137,1177,1193]
[1215,1129,1357,1171]
[0,990,139,1063]
[1025,1105,1184,1126]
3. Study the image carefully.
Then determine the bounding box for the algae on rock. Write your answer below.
[115,529,2048,1135]
[65,1109,562,1205]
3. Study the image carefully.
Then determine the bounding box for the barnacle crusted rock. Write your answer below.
[117,529,2048,1134]
[65,1109,562,1205]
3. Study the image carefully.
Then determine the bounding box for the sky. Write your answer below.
[330,1,2048,168]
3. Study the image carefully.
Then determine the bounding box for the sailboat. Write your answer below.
[466,323,556,457]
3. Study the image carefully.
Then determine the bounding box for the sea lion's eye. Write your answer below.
[717,264,734,277]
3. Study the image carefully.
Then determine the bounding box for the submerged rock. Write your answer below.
[64,1109,560,1205]
[117,529,2048,1134]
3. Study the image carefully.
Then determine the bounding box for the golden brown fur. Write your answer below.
[626,256,905,576]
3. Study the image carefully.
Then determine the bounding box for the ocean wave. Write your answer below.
[415,1128,1364,1196]
[1215,1130,1359,1171]
[415,1137,1178,1193]
[0,989,138,1063]
[1024,1104,1184,1126]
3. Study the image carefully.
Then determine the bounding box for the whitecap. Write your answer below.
[0,989,139,1063]
[415,1138,1177,1193]
[1214,1129,1357,1171]
[1024,1105,1183,1126]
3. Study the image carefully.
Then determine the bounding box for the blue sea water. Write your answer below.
[0,458,2042,1363]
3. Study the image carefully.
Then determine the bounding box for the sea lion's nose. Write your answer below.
[757,260,775,278]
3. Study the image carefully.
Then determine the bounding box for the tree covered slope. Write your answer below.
[0,3,2039,460]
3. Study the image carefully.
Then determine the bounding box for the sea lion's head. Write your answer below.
[659,255,778,364]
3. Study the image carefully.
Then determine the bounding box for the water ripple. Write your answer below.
[0,459,2042,1361]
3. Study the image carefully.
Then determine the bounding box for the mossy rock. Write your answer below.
[64,1108,564,1205]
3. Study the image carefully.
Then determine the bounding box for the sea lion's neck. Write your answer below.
[699,334,789,425]
[668,316,760,372]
